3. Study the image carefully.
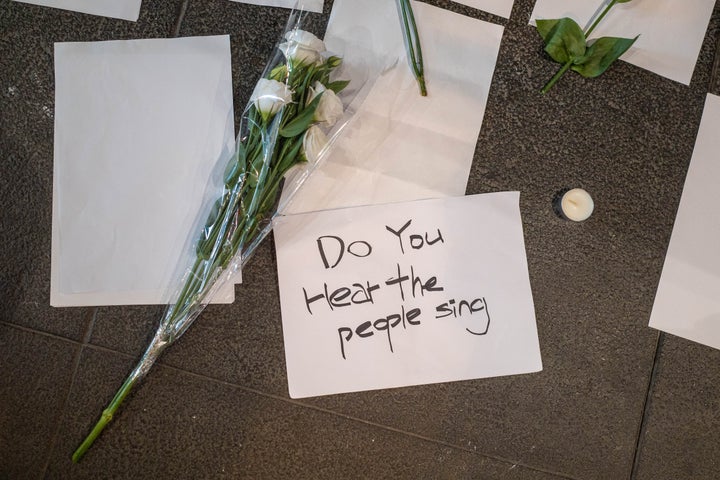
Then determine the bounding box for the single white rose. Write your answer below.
[279,29,326,65]
[250,78,293,118]
[301,125,328,163]
[307,81,344,128]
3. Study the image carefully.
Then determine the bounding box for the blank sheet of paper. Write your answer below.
[275,192,542,398]
[649,94,720,350]
[13,0,142,21]
[51,36,238,306]
[281,0,504,214]
[530,0,715,85]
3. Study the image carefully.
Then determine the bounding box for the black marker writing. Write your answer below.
[386,219,412,254]
[385,263,410,301]
[385,264,444,301]
[303,281,380,315]
[385,219,445,254]
[337,305,422,359]
[435,297,490,336]
[316,235,372,269]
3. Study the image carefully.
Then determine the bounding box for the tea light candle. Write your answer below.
[558,188,594,222]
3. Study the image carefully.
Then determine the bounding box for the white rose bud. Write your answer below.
[250,78,293,119]
[279,29,326,65]
[301,125,329,163]
[307,81,344,128]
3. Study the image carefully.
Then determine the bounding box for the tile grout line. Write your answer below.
[0,320,83,346]
[79,343,578,480]
[628,331,665,480]
[40,308,98,476]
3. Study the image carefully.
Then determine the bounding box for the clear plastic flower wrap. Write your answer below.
[72,6,377,462]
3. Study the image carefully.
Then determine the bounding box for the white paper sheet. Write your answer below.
[13,0,141,21]
[51,35,239,307]
[649,94,720,350]
[281,0,504,214]
[275,192,542,398]
[452,0,513,19]
[228,0,323,13]
[530,0,715,86]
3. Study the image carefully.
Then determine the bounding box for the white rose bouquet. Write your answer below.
[72,11,352,462]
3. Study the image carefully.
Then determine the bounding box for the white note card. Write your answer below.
[51,36,238,307]
[228,0,323,13]
[13,0,141,21]
[649,94,720,350]
[275,192,542,398]
[530,0,715,85]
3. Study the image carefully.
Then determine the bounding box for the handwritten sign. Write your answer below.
[274,192,542,398]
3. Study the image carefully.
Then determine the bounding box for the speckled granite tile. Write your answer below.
[88,305,164,357]
[0,0,184,339]
[48,346,568,480]
[0,324,80,479]
[634,335,720,480]
[9,272,96,340]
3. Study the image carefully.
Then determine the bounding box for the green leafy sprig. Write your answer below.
[538,0,638,94]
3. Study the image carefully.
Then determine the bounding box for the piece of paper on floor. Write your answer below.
[275,192,542,398]
[452,0,513,19]
[228,0,323,13]
[530,0,715,86]
[13,0,141,21]
[649,94,720,350]
[281,0,504,214]
[51,35,240,307]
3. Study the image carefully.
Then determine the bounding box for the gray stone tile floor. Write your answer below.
[2,0,720,478]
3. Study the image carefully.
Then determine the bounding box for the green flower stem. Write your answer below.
[541,59,573,94]
[72,337,167,463]
[72,155,249,463]
[584,0,618,37]
[72,50,342,462]
[71,380,135,463]
[398,0,427,96]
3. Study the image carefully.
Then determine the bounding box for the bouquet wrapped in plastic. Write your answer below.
[72,8,366,462]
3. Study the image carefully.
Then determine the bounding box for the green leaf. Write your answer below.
[283,134,305,170]
[279,93,322,138]
[223,141,247,186]
[537,17,587,64]
[269,64,287,82]
[204,198,222,232]
[196,197,225,259]
[326,79,350,94]
[535,18,560,41]
[223,159,239,186]
[572,35,638,78]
